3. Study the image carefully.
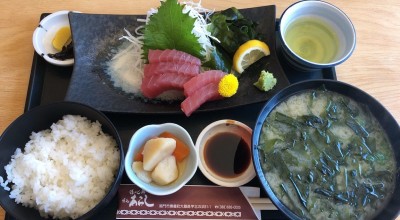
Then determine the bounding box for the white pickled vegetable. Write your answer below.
[142,137,176,171]
[151,155,178,185]
[132,161,152,183]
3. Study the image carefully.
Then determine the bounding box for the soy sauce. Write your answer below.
[204,132,250,178]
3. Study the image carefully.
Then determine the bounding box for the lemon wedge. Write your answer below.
[52,26,71,52]
[233,40,270,74]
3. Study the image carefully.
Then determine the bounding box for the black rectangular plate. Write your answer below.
[65,6,291,113]
[7,10,335,220]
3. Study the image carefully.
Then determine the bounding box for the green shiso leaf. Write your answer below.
[142,0,203,62]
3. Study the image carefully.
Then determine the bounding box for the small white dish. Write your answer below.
[196,119,256,187]
[125,123,198,196]
[32,10,78,66]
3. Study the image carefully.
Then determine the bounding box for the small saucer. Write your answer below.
[196,119,256,187]
[32,10,78,66]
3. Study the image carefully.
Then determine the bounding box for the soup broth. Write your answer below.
[258,88,396,219]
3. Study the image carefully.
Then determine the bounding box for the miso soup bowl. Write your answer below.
[252,80,400,219]
[279,1,356,71]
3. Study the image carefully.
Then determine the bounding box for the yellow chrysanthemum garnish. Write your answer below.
[218,74,239,98]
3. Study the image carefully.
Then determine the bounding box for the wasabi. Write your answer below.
[254,70,277,91]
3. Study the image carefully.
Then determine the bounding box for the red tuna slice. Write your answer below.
[144,62,200,78]
[181,82,223,117]
[141,72,194,99]
[183,70,226,97]
[148,49,201,66]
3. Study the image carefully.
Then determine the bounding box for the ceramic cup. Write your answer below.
[279,0,356,72]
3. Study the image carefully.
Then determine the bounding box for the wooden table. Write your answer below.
[0,0,399,219]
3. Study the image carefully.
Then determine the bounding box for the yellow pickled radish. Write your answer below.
[52,26,71,52]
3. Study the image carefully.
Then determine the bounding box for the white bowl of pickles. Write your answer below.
[32,10,78,66]
[125,123,198,196]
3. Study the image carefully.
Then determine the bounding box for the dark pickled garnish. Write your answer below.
[48,42,74,60]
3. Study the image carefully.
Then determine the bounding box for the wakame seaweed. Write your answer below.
[207,7,263,55]
[204,7,264,71]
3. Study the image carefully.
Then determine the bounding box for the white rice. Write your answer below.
[0,115,120,219]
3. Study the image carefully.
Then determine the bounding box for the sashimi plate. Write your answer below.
[65,5,290,114]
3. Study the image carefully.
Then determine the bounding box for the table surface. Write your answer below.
[1,0,399,219]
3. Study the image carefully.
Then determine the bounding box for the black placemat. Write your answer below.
[6,10,335,220]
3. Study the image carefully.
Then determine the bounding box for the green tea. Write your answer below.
[284,17,339,63]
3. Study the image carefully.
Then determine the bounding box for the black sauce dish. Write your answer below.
[0,101,124,220]
[252,79,400,219]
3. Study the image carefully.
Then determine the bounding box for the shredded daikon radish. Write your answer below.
[106,29,145,96]
[115,29,144,76]
[182,0,218,61]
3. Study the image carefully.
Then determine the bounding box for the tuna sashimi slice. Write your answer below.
[148,49,201,66]
[141,73,193,99]
[181,82,223,117]
[144,62,200,78]
[183,70,226,97]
